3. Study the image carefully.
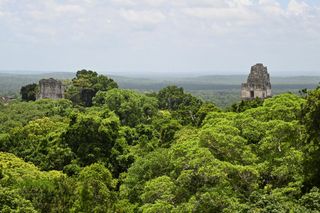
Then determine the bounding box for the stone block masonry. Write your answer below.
[241,63,272,100]
[38,78,65,99]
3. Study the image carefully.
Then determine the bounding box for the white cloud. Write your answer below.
[111,0,136,7]
[0,0,318,41]
[111,0,167,7]
[182,7,256,21]
[0,0,320,72]
[55,4,85,14]
[120,9,166,25]
[228,0,253,7]
[28,1,86,21]
[288,0,310,15]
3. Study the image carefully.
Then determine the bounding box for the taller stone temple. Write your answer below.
[38,78,65,99]
[241,63,272,100]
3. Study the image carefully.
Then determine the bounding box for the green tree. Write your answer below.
[93,89,158,127]
[300,187,320,211]
[20,83,38,102]
[19,175,75,213]
[230,98,264,113]
[245,93,305,122]
[120,148,171,204]
[2,117,73,170]
[151,110,181,147]
[71,163,117,213]
[157,85,203,125]
[141,176,176,204]
[61,109,120,169]
[301,88,320,187]
[0,152,72,213]
[0,186,37,213]
[66,69,118,106]
[195,102,220,126]
[0,99,73,134]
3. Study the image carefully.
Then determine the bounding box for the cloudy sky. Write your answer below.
[0,0,319,76]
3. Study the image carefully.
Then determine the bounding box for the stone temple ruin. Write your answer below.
[241,63,272,100]
[38,78,65,99]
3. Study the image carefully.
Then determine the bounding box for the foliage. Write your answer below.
[2,117,73,171]
[65,70,118,106]
[0,185,37,213]
[20,83,38,102]
[93,89,158,127]
[61,109,120,170]
[1,73,320,212]
[1,72,319,108]
[0,152,73,213]
[71,163,117,212]
[0,98,73,133]
[156,85,204,125]
[301,87,320,188]
[230,97,264,113]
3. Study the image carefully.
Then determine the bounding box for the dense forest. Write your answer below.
[1,70,320,212]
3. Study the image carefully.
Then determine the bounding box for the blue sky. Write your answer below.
[0,0,320,76]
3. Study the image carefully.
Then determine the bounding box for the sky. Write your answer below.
[0,0,320,76]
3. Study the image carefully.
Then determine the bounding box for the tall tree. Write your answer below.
[71,163,117,213]
[20,83,38,101]
[66,69,118,106]
[157,85,204,125]
[93,89,157,127]
[301,87,320,188]
[61,109,120,172]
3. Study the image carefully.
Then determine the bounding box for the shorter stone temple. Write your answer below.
[38,78,65,99]
[241,63,272,100]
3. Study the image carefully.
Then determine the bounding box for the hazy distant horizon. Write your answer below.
[0,69,319,79]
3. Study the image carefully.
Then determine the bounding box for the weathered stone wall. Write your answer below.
[38,78,65,99]
[241,63,272,100]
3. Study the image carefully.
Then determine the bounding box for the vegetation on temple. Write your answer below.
[1,70,320,212]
